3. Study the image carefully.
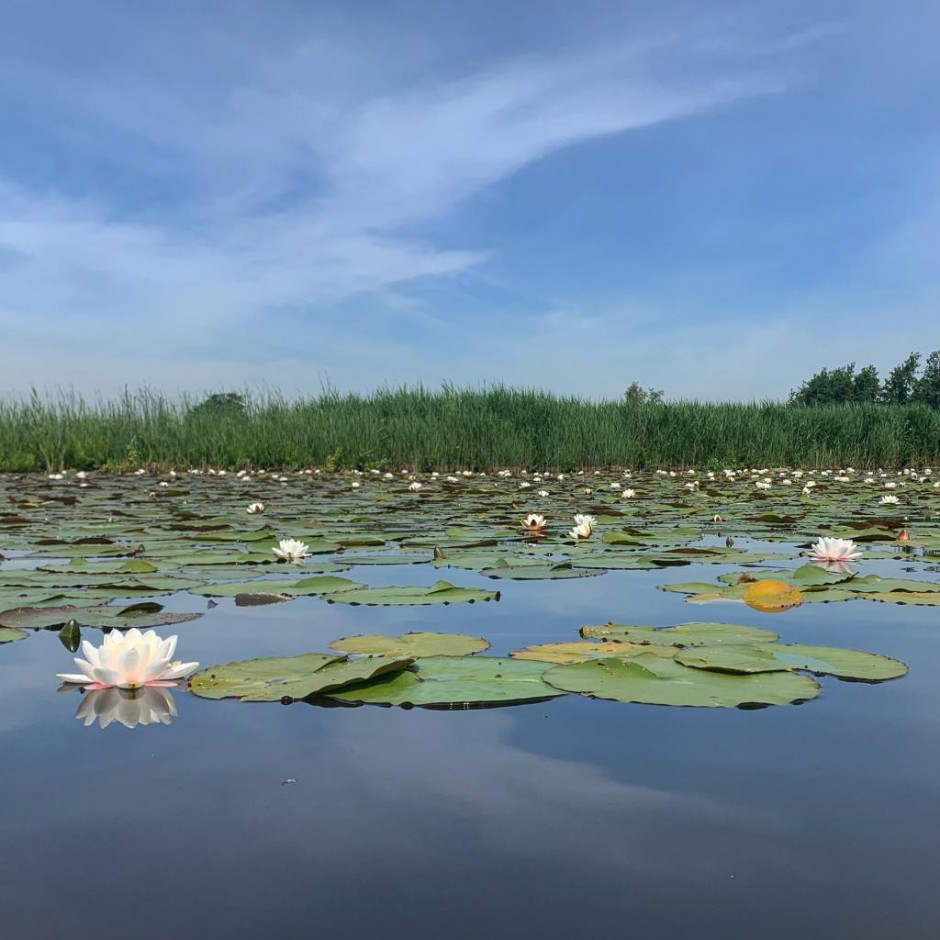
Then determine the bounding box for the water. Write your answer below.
[2,561,939,939]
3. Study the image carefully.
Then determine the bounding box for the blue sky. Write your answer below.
[1,0,937,401]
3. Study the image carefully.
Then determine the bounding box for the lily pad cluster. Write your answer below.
[660,563,940,608]
[1,468,939,628]
[189,624,907,710]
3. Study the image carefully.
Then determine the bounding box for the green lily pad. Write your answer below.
[189,575,362,597]
[329,656,562,707]
[510,639,679,664]
[579,621,780,645]
[329,631,491,657]
[480,561,608,580]
[543,654,821,707]
[770,643,907,680]
[190,651,370,700]
[322,580,500,606]
[676,642,907,681]
[0,602,203,630]
[0,626,27,643]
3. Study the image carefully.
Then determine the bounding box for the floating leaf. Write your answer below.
[743,579,804,613]
[0,626,26,644]
[543,654,820,707]
[677,642,907,681]
[329,631,490,657]
[190,652,350,700]
[190,575,362,597]
[510,639,678,664]
[322,580,500,606]
[579,621,780,645]
[329,656,562,707]
[480,562,607,580]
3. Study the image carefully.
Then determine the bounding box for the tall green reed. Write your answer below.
[0,386,938,471]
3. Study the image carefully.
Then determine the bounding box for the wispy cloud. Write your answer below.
[0,9,800,393]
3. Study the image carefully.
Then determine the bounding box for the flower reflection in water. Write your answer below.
[811,559,856,576]
[75,685,179,730]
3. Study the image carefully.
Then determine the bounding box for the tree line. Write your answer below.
[789,351,940,407]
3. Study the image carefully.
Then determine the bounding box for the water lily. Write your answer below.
[273,538,309,562]
[246,502,265,514]
[880,494,900,505]
[57,629,198,690]
[809,537,863,563]
[75,685,178,729]
[408,481,423,492]
[573,513,596,530]
[569,522,593,541]
[521,513,547,535]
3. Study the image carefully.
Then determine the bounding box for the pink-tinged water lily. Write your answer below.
[75,685,178,729]
[521,513,547,535]
[273,538,309,562]
[57,629,198,691]
[808,537,863,563]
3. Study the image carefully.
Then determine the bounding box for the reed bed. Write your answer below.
[1,387,938,471]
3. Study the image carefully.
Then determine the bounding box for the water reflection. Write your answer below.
[811,560,856,575]
[73,685,179,729]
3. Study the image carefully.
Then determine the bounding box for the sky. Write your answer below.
[1,0,938,402]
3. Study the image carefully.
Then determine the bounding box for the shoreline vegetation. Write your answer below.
[2,386,940,472]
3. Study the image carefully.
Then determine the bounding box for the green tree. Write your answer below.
[912,350,940,408]
[188,392,247,418]
[790,362,880,405]
[624,382,664,404]
[881,353,920,404]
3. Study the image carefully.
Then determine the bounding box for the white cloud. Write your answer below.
[0,20,796,390]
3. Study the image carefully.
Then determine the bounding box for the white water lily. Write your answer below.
[573,514,596,529]
[408,481,423,492]
[621,488,637,499]
[880,494,900,505]
[273,538,309,562]
[521,513,548,535]
[569,522,593,540]
[809,537,863,564]
[57,629,198,691]
[246,502,265,514]
[75,685,178,729]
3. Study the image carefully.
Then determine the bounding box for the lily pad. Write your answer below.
[322,580,500,606]
[189,651,388,700]
[189,575,362,597]
[676,642,907,681]
[543,654,821,707]
[510,639,678,664]
[0,626,27,643]
[329,631,491,657]
[743,579,804,613]
[579,621,780,645]
[480,561,607,580]
[329,656,562,707]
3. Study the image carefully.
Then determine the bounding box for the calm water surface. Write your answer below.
[2,561,938,939]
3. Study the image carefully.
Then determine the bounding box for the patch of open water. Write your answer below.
[1,554,939,939]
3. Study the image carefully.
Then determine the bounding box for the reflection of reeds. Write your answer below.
[2,386,940,471]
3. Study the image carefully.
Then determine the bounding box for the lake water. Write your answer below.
[2,555,938,939]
